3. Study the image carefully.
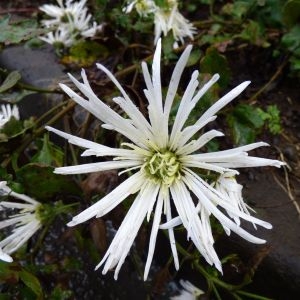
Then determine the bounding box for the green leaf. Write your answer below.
[49,286,73,300]
[221,1,253,20]
[283,0,300,28]
[61,41,109,67]
[0,71,21,93]
[186,49,202,67]
[0,16,51,45]
[0,90,35,103]
[281,25,300,52]
[19,270,43,298]
[233,104,265,129]
[227,114,257,145]
[200,47,231,88]
[0,261,20,283]
[31,134,64,166]
[16,163,81,200]
[227,104,265,145]
[238,20,270,47]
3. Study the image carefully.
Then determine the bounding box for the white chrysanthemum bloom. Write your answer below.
[123,0,157,16]
[39,0,99,46]
[154,3,197,48]
[0,104,20,129]
[215,172,255,228]
[39,27,74,48]
[171,280,204,300]
[124,0,196,47]
[0,181,42,259]
[46,39,283,280]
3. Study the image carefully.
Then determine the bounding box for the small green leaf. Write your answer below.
[19,269,43,298]
[0,261,20,283]
[16,163,81,200]
[0,71,21,93]
[238,20,270,47]
[187,49,202,67]
[49,286,73,300]
[0,16,51,45]
[233,104,265,129]
[281,25,300,51]
[31,134,64,166]
[200,47,231,88]
[0,90,35,103]
[227,104,266,145]
[61,41,109,67]
[283,0,300,28]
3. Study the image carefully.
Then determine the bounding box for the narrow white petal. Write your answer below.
[68,172,145,226]
[164,45,193,117]
[95,182,159,279]
[177,130,224,155]
[183,172,270,244]
[46,125,143,159]
[144,189,164,280]
[0,249,13,262]
[196,81,251,126]
[54,160,142,175]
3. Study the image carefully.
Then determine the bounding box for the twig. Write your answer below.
[272,169,300,217]
[248,57,289,103]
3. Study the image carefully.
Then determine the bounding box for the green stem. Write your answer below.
[35,100,68,125]
[236,290,272,300]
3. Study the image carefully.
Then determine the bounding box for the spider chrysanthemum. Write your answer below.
[46,39,283,280]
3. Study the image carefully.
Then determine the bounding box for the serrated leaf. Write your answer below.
[200,47,231,88]
[19,269,43,298]
[16,163,81,200]
[0,71,21,93]
[283,0,300,28]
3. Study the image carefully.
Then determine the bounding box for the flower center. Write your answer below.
[143,150,181,186]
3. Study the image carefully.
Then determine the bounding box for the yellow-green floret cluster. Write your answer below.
[142,150,181,186]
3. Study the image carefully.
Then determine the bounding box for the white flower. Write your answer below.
[124,0,196,47]
[123,0,157,16]
[46,39,283,280]
[154,3,197,47]
[39,27,74,48]
[215,172,255,228]
[0,104,19,129]
[171,280,204,300]
[39,0,100,47]
[0,181,42,259]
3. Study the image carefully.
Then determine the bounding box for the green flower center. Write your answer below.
[60,12,74,23]
[143,150,181,186]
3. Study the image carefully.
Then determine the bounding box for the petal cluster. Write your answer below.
[39,0,100,47]
[0,104,19,129]
[171,280,204,300]
[0,181,42,260]
[47,39,284,279]
[124,0,196,47]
